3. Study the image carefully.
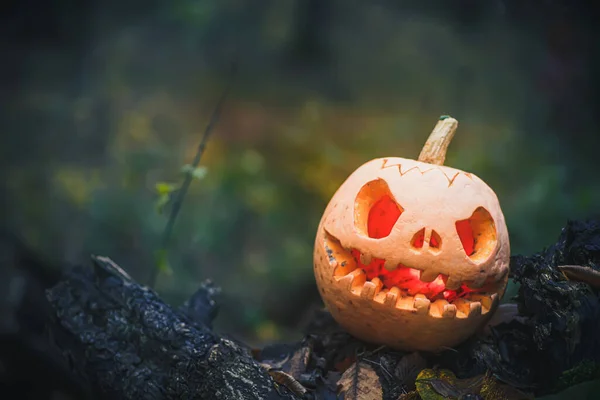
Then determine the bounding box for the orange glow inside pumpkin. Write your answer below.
[456,220,474,256]
[349,249,477,303]
[367,195,402,239]
[411,229,425,248]
[356,196,479,302]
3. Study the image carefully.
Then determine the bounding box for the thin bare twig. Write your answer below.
[149,63,237,288]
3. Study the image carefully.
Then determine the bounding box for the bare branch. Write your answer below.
[149,62,238,288]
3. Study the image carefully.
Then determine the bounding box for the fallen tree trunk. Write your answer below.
[45,256,298,400]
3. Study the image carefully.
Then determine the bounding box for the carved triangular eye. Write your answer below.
[354,179,403,239]
[455,207,497,261]
[368,195,401,238]
[456,220,474,255]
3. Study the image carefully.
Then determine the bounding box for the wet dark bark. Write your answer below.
[44,256,297,400]
[0,229,298,399]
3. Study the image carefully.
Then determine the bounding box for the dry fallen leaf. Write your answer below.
[394,352,428,391]
[397,391,422,400]
[286,345,311,378]
[558,265,600,288]
[268,370,307,397]
[336,355,358,373]
[254,342,312,380]
[338,361,383,400]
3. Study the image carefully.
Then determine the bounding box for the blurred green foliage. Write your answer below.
[4,1,600,351]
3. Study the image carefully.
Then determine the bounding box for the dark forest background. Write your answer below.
[1,0,599,357]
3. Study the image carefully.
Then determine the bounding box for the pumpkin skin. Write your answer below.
[313,156,510,352]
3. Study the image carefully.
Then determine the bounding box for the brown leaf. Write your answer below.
[394,352,428,391]
[335,355,357,373]
[338,361,383,400]
[558,265,600,288]
[327,337,365,373]
[285,345,311,378]
[268,370,308,397]
[255,343,312,379]
[397,391,422,400]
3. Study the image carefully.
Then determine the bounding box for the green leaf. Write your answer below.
[181,164,208,180]
[155,248,173,276]
[155,182,178,195]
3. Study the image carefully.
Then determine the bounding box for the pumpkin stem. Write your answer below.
[418,116,458,165]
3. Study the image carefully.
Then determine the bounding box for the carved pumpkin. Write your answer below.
[313,117,510,352]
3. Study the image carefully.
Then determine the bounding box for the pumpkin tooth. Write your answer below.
[445,276,462,290]
[359,253,373,265]
[469,293,497,314]
[429,299,457,318]
[339,269,366,292]
[413,294,431,314]
[383,259,397,271]
[396,295,415,311]
[419,269,440,282]
[360,277,383,299]
[374,289,387,304]
[441,303,457,318]
[384,287,400,307]
[453,298,482,318]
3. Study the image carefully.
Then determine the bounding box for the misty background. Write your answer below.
[1,0,599,346]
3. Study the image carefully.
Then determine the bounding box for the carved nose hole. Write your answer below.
[429,230,442,252]
[430,230,441,248]
[411,229,425,249]
[411,229,442,251]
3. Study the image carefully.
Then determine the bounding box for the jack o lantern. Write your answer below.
[313,116,510,352]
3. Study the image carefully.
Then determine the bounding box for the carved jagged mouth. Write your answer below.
[323,232,498,319]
